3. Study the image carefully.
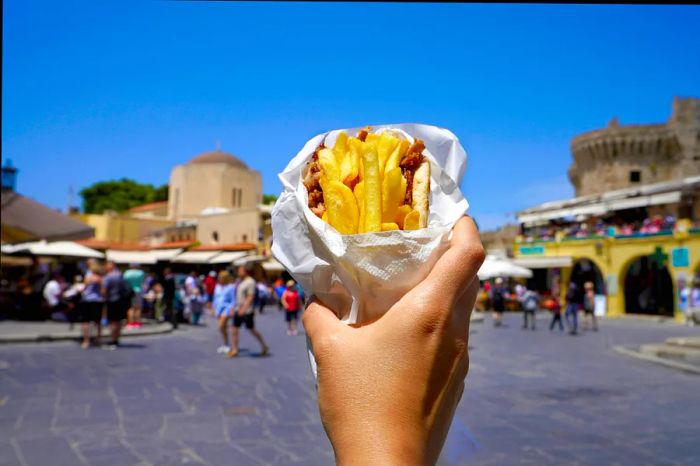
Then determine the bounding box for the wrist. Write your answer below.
[332,423,426,466]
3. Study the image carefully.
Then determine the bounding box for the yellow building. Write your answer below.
[514,175,699,320]
[71,211,175,244]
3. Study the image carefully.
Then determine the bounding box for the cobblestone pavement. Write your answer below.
[1,308,699,466]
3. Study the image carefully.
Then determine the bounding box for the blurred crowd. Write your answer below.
[520,214,690,243]
[33,260,304,350]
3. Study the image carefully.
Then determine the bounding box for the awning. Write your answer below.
[208,251,249,264]
[234,254,266,266]
[605,191,681,212]
[519,204,608,224]
[517,175,699,225]
[106,250,157,265]
[172,251,221,264]
[149,248,183,261]
[1,241,104,259]
[513,256,573,269]
[262,258,286,272]
[478,255,533,280]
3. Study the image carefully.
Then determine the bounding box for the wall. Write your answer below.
[73,213,174,243]
[195,208,260,246]
[513,232,700,320]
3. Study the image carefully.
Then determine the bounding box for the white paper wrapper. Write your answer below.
[271,123,469,324]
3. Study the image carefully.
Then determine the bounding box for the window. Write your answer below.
[629,171,641,183]
[232,188,237,207]
[242,234,247,242]
[238,188,243,207]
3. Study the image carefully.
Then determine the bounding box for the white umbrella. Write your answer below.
[478,255,533,280]
[1,240,104,259]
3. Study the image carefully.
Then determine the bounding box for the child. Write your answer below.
[545,294,564,332]
[281,280,301,336]
[186,287,207,325]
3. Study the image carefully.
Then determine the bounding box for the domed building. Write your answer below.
[169,149,262,220]
[166,148,263,246]
[569,97,700,196]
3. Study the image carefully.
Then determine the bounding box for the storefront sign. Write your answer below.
[519,245,544,255]
[671,248,689,268]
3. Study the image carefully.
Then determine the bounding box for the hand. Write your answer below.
[303,216,484,465]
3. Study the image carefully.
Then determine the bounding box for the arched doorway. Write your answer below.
[623,255,674,316]
[571,258,605,295]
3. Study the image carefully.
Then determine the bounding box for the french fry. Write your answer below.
[377,133,399,177]
[348,138,363,182]
[384,139,409,173]
[354,181,364,233]
[365,133,380,145]
[395,205,412,229]
[318,148,340,181]
[381,222,399,231]
[403,209,421,231]
[321,178,359,235]
[333,131,348,159]
[362,147,382,233]
[381,167,403,223]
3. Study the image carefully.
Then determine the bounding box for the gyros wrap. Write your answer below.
[271,123,469,325]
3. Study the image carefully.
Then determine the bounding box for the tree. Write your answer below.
[80,178,168,214]
[262,194,278,205]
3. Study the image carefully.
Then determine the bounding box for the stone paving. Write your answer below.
[0,308,699,465]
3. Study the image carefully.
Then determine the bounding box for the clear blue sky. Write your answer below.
[3,1,699,230]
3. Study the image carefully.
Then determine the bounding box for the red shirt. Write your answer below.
[203,276,217,295]
[283,289,300,312]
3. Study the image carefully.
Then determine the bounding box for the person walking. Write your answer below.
[547,294,564,332]
[184,271,198,294]
[103,262,131,348]
[565,281,582,335]
[203,270,217,312]
[123,263,145,329]
[186,287,207,326]
[490,277,506,327]
[281,280,302,335]
[255,280,268,314]
[228,264,269,358]
[79,261,105,348]
[582,281,598,331]
[43,273,66,321]
[214,270,236,354]
[521,288,539,330]
[162,268,177,329]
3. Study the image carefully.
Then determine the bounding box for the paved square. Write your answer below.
[1,309,699,465]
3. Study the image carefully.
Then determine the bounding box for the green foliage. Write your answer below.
[262,194,278,205]
[80,178,168,214]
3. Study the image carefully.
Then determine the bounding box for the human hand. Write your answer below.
[303,216,485,465]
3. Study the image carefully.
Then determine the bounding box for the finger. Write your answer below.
[421,216,485,304]
[302,299,343,344]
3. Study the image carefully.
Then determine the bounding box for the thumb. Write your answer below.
[302,298,343,344]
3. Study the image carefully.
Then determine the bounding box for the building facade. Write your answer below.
[515,97,700,320]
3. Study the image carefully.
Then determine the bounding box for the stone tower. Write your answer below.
[568,97,700,196]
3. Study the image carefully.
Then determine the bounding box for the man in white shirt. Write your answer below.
[43,273,66,320]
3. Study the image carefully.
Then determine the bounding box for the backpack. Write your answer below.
[524,294,538,311]
[118,277,135,301]
[491,288,505,309]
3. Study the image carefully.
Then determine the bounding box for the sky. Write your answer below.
[3,1,700,230]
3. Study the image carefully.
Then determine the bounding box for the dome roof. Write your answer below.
[188,150,248,168]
